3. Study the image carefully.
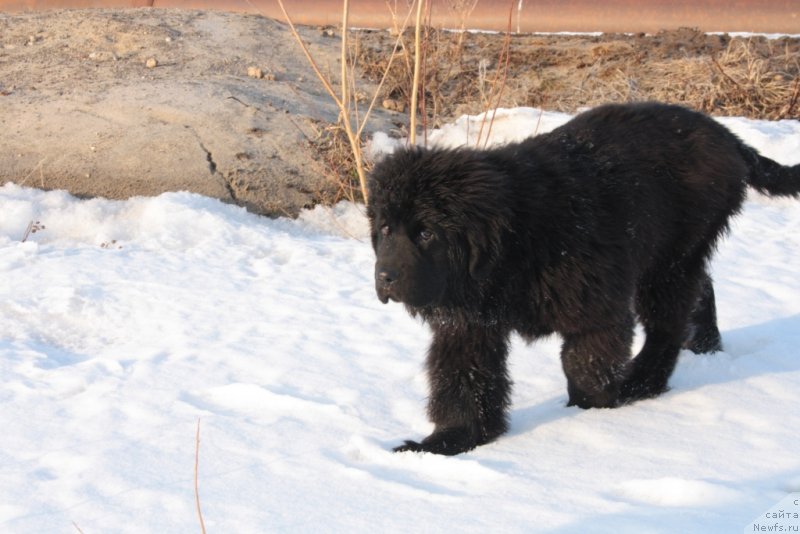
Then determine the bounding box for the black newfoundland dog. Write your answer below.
[367,102,800,455]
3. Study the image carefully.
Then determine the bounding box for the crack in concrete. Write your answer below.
[184,125,217,176]
[197,140,217,175]
[183,124,239,202]
[221,173,239,204]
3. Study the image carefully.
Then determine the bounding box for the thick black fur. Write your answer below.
[367,102,800,455]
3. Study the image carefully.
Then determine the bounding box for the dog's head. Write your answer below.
[367,146,512,309]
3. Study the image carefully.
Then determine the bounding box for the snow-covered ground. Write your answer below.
[1,109,799,533]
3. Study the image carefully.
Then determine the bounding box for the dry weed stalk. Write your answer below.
[384,1,415,81]
[274,0,369,202]
[357,4,416,140]
[409,0,426,145]
[270,0,368,202]
[447,0,479,36]
[310,6,416,204]
[18,156,50,189]
[274,0,420,203]
[476,0,515,148]
[20,220,45,243]
[195,419,207,534]
[358,6,524,136]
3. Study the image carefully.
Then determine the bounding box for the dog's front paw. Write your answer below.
[392,428,478,456]
[392,440,425,453]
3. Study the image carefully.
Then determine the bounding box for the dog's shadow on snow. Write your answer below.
[508,313,800,437]
[507,396,574,439]
[670,313,800,391]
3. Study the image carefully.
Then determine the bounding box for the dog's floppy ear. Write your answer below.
[467,234,493,280]
[463,178,509,281]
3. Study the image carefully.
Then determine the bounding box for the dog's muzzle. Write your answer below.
[375,268,399,304]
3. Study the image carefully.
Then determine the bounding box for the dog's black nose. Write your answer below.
[376,269,397,287]
[375,268,399,304]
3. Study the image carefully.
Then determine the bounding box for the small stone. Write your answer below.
[247,66,263,79]
[382,98,406,113]
[145,57,158,69]
[89,51,116,62]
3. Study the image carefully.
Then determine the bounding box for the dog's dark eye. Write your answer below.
[418,229,434,242]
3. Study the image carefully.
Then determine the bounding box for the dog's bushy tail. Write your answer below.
[741,145,800,198]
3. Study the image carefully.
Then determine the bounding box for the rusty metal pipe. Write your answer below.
[1,0,798,34]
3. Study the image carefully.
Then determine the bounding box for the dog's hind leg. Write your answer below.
[619,331,682,402]
[622,256,709,402]
[682,269,723,354]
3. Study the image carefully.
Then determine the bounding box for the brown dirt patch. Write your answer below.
[1,9,798,215]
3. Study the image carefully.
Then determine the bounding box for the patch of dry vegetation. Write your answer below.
[357,27,800,124]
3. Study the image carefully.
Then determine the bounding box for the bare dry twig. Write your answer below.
[782,76,800,118]
[477,0,515,148]
[272,0,369,202]
[356,6,415,139]
[273,0,422,203]
[409,0,426,145]
[195,419,207,534]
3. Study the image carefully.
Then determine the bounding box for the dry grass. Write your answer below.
[292,21,799,203]
[359,25,483,129]
[357,28,800,122]
[584,37,800,120]
[704,38,800,119]
[314,122,365,204]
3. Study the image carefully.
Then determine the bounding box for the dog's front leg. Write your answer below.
[395,322,512,455]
